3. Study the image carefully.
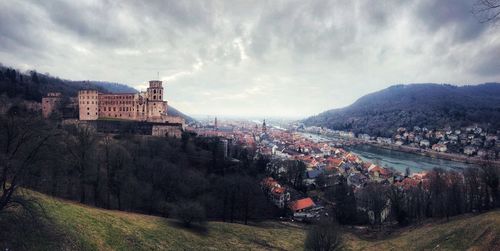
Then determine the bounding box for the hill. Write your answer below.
[0,191,305,250]
[90,81,139,93]
[303,83,500,137]
[344,211,500,250]
[1,191,499,250]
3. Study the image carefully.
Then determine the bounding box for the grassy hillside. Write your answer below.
[1,191,499,250]
[0,191,306,250]
[344,211,500,251]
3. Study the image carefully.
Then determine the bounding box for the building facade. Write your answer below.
[42,92,63,118]
[78,80,183,125]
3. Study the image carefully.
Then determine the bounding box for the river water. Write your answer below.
[300,132,480,174]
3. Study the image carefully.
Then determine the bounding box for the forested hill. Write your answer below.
[303,83,500,137]
[0,64,195,122]
[90,81,139,93]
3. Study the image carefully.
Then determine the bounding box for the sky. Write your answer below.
[0,0,499,118]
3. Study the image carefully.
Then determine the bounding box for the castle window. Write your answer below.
[87,107,89,110]
[153,95,156,99]
[87,112,89,115]
[154,89,157,94]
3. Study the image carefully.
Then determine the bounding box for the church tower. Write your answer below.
[262,119,267,134]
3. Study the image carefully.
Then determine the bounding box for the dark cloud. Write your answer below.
[0,0,498,117]
[414,0,488,43]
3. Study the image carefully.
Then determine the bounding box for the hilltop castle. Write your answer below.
[43,80,185,137]
[77,80,182,124]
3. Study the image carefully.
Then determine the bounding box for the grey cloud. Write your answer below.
[414,0,487,43]
[0,0,498,117]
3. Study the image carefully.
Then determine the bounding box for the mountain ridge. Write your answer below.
[303,83,500,137]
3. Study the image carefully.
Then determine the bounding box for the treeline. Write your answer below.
[0,105,276,226]
[0,65,105,102]
[319,167,499,227]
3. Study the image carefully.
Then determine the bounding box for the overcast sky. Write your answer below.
[0,0,499,118]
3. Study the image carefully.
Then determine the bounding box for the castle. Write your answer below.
[43,80,185,137]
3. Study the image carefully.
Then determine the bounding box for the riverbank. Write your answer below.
[299,131,500,169]
[367,142,500,168]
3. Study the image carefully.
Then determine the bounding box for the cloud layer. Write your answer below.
[0,0,499,118]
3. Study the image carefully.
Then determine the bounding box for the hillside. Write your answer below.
[0,191,306,250]
[1,191,499,250]
[303,83,500,137]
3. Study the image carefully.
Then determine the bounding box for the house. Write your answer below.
[347,172,367,188]
[420,140,430,148]
[289,197,316,213]
[304,168,324,187]
[432,144,447,152]
[261,177,290,209]
[464,146,477,156]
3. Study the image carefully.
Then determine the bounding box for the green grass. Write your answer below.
[1,191,306,250]
[343,211,500,251]
[1,191,499,250]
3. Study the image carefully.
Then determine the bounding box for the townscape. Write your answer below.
[1,0,500,250]
[191,118,500,224]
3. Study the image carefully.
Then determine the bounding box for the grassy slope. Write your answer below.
[344,211,500,251]
[2,191,499,250]
[14,192,306,250]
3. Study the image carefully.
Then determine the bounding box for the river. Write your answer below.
[299,132,480,174]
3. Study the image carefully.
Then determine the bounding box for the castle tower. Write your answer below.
[78,90,99,120]
[146,80,167,120]
[147,80,163,101]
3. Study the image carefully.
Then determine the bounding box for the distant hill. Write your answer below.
[303,83,500,137]
[0,64,195,122]
[90,81,139,93]
[2,190,498,250]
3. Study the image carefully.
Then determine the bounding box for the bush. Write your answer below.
[304,219,342,251]
[172,201,206,227]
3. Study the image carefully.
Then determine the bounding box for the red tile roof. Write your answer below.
[289,197,315,212]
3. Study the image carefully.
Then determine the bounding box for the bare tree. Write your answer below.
[305,219,342,251]
[473,0,500,23]
[0,115,53,212]
[66,125,97,204]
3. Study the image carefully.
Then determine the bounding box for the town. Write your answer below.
[189,118,448,224]
[302,124,500,161]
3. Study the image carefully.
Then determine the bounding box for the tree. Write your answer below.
[284,160,306,191]
[304,219,342,251]
[0,115,53,212]
[66,125,97,204]
[325,176,356,224]
[359,183,388,227]
[388,185,408,226]
[480,163,499,208]
[473,0,500,23]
